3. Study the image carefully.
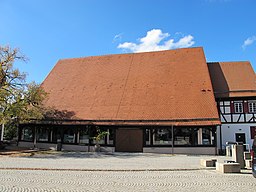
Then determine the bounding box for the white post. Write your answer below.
[1,124,4,141]
[210,130,213,145]
[77,131,80,144]
[198,128,203,145]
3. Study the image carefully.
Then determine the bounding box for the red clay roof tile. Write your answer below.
[208,61,256,98]
[42,47,220,125]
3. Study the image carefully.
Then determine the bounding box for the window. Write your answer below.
[202,129,211,145]
[249,101,256,113]
[153,128,172,145]
[91,127,106,145]
[63,129,76,143]
[234,102,243,113]
[174,128,198,146]
[79,126,113,146]
[79,127,89,144]
[36,127,49,142]
[51,128,62,142]
[21,127,33,141]
[146,127,215,146]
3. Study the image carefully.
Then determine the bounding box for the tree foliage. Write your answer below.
[0,46,26,90]
[0,45,47,139]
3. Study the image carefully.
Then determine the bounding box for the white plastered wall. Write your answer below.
[217,123,255,151]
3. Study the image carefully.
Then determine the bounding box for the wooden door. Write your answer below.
[115,128,143,152]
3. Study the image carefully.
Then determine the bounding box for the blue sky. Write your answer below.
[1,0,255,83]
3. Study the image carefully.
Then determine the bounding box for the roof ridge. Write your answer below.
[207,61,250,64]
[58,46,203,61]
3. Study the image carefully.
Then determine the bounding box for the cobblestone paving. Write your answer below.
[0,169,255,192]
[0,152,232,170]
[0,152,255,191]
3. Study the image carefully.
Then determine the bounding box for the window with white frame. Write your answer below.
[234,102,243,113]
[249,101,256,113]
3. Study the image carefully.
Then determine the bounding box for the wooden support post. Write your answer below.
[33,127,37,149]
[88,125,90,152]
[172,125,174,155]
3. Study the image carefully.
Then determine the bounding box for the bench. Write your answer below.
[216,162,240,173]
[200,159,217,167]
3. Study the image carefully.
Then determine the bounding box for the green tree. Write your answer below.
[0,45,47,139]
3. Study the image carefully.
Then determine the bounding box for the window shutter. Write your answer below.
[230,101,235,113]
[243,102,249,113]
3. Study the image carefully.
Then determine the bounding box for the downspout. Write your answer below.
[219,124,223,155]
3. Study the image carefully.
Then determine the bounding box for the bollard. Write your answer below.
[56,139,62,151]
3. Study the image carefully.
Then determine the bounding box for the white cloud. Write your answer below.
[113,33,123,42]
[117,29,195,53]
[242,36,256,49]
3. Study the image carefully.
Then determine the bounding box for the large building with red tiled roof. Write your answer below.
[18,47,256,155]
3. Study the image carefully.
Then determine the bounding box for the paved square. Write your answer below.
[0,152,255,191]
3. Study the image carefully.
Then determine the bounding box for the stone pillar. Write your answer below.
[232,144,245,168]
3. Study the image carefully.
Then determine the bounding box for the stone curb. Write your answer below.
[0,150,39,155]
[0,167,203,172]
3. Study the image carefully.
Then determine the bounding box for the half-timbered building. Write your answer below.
[208,62,256,153]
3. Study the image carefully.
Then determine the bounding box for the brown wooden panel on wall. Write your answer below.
[251,126,256,139]
[115,128,143,152]
[230,101,235,113]
[243,102,249,113]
